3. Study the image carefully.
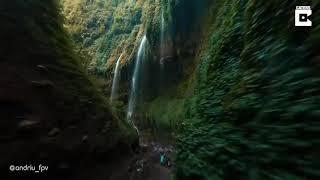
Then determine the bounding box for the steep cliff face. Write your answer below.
[61,0,163,112]
[62,0,159,74]
[60,0,319,179]
[61,0,209,135]
[175,0,320,179]
[0,0,137,177]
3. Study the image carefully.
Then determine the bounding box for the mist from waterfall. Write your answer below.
[110,53,124,104]
[127,35,147,131]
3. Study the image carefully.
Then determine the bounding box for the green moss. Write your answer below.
[145,97,185,136]
[0,0,137,152]
[175,0,320,179]
[61,0,163,76]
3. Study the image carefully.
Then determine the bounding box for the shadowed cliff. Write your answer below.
[0,0,137,179]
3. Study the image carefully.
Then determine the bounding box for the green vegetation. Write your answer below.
[175,0,320,179]
[0,0,137,162]
[145,97,185,138]
[61,0,164,76]
[60,0,319,179]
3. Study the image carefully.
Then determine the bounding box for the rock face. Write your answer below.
[175,0,320,180]
[61,0,156,73]
[0,0,137,178]
[58,0,319,179]
[60,0,208,124]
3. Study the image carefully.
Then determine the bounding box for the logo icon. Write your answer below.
[295,6,312,27]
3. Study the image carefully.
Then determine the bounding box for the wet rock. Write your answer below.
[141,144,148,153]
[164,147,173,153]
[160,56,175,65]
[18,120,40,130]
[167,160,172,168]
[82,135,88,143]
[48,128,60,137]
[158,147,164,153]
[135,159,145,172]
[36,65,49,73]
[31,80,54,88]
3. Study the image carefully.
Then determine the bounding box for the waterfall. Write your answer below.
[159,8,166,92]
[127,35,147,134]
[110,53,124,104]
[160,10,165,68]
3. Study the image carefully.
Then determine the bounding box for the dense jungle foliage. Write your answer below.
[1,0,318,179]
[0,0,136,176]
[175,0,320,180]
[61,0,208,129]
[61,0,320,179]
[62,0,158,75]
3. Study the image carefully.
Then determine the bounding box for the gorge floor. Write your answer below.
[72,140,174,180]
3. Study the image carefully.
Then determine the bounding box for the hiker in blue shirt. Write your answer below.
[160,151,166,166]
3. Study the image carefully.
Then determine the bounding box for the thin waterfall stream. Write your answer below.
[110,53,124,104]
[160,10,165,68]
[127,35,147,135]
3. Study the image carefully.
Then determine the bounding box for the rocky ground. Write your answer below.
[64,140,174,180]
[109,141,174,180]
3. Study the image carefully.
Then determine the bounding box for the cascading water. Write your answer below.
[110,53,124,104]
[160,10,165,68]
[127,35,147,135]
[159,8,167,92]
